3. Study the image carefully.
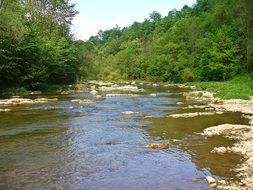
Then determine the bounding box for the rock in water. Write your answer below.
[71,99,94,104]
[205,176,217,187]
[90,89,98,95]
[144,143,170,149]
[121,111,139,115]
[0,109,11,112]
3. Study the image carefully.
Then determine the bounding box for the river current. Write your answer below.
[0,85,248,189]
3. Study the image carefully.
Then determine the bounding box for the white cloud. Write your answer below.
[71,15,133,41]
[71,15,100,41]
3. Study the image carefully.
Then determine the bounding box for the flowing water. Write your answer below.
[0,85,249,190]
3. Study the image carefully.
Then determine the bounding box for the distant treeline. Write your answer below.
[1,0,252,91]
[82,0,253,82]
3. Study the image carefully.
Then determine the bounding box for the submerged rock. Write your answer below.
[144,115,153,119]
[71,99,95,104]
[0,98,58,106]
[144,143,170,149]
[121,111,140,115]
[34,98,58,103]
[96,95,102,98]
[202,124,253,189]
[0,109,11,112]
[106,94,139,97]
[168,112,223,118]
[202,124,251,137]
[99,85,143,92]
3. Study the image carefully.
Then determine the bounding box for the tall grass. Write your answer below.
[191,75,253,100]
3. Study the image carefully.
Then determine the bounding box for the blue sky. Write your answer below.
[71,0,196,40]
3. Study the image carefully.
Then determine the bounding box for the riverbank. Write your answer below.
[183,80,253,189]
[191,75,253,100]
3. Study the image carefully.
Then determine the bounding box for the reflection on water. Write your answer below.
[0,86,249,189]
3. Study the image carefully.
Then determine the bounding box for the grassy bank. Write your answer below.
[191,75,253,100]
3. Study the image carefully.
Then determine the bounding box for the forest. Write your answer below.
[0,0,253,91]
[0,0,83,91]
[83,0,253,83]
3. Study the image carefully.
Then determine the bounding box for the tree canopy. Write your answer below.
[0,0,83,90]
[1,0,252,91]
[81,0,253,82]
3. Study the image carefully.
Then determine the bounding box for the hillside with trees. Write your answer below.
[81,0,253,83]
[0,0,252,92]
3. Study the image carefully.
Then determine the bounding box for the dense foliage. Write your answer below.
[0,0,83,90]
[82,0,253,82]
[1,0,252,91]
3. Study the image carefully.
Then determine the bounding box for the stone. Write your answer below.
[168,112,223,118]
[0,109,11,112]
[30,91,42,95]
[121,111,139,115]
[219,180,227,185]
[206,176,217,185]
[144,143,170,149]
[71,99,94,104]
[144,115,153,119]
[0,98,58,106]
[211,147,228,154]
[96,95,102,98]
[99,85,143,92]
[106,94,139,97]
[90,89,98,95]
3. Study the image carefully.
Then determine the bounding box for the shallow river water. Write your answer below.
[0,85,249,189]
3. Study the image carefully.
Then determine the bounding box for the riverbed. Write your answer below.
[0,84,249,189]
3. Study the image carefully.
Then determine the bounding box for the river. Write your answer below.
[0,84,249,189]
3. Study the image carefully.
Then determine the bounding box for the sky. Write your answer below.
[71,0,196,41]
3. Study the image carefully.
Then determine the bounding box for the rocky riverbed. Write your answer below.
[182,86,253,190]
[0,81,252,189]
